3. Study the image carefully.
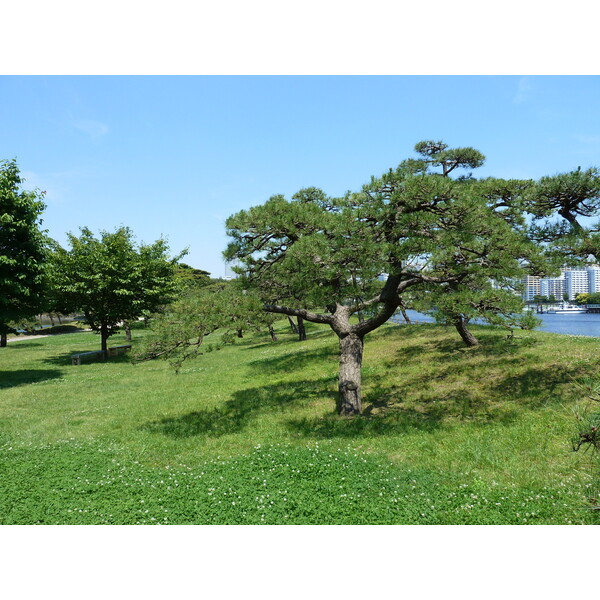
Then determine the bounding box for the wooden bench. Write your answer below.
[71,350,105,365]
[107,344,132,357]
[71,344,132,365]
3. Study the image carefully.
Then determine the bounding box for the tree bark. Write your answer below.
[268,323,278,342]
[288,316,298,334]
[453,315,479,347]
[0,332,7,348]
[337,333,364,416]
[297,316,307,341]
[100,324,109,358]
[124,322,132,341]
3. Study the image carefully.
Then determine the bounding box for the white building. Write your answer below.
[564,269,590,300]
[588,267,600,294]
[522,266,600,301]
[521,275,540,301]
[540,276,564,300]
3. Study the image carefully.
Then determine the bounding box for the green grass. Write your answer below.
[1,321,599,524]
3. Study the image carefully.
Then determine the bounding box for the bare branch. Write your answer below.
[263,304,334,325]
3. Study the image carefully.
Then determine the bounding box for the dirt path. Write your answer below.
[7,329,92,343]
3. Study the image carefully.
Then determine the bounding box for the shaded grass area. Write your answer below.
[1,320,599,523]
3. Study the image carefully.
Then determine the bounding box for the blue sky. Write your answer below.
[1,75,599,277]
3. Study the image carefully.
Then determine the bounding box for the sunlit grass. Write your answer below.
[1,320,599,524]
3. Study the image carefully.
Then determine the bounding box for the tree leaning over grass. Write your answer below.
[225,141,544,415]
[53,226,183,356]
[134,280,265,371]
[0,160,48,347]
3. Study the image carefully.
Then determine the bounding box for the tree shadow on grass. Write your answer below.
[287,407,446,439]
[0,369,64,390]
[4,341,47,349]
[141,377,336,439]
[41,351,133,367]
[240,327,333,352]
[247,345,337,375]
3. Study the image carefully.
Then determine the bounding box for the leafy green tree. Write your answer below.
[175,263,211,290]
[579,292,600,305]
[0,159,48,347]
[53,226,183,355]
[225,141,544,415]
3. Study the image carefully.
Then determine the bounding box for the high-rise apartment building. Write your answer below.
[588,267,600,294]
[522,266,600,302]
[521,275,540,301]
[540,276,564,299]
[564,269,590,300]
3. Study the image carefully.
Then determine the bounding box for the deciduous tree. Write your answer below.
[0,160,48,347]
[53,226,183,355]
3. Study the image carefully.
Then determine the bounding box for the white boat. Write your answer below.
[546,304,587,314]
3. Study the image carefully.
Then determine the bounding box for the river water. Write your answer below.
[391,310,600,338]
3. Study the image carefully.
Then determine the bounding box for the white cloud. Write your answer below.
[73,118,109,139]
[513,76,533,104]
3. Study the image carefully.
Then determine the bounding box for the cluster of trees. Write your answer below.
[131,140,599,416]
[575,292,600,305]
[1,159,190,353]
[3,141,599,418]
[532,293,570,305]
[221,141,599,415]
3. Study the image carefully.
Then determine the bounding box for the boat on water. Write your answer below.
[545,303,588,314]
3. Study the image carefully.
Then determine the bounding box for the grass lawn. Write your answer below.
[1,320,599,524]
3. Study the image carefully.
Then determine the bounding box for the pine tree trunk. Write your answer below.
[453,316,479,347]
[338,333,364,415]
[268,324,278,342]
[288,316,299,334]
[0,332,7,348]
[297,316,307,341]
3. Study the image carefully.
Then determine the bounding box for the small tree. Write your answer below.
[0,160,48,347]
[53,226,183,355]
[134,280,265,371]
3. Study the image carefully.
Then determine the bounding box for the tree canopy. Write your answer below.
[52,226,183,354]
[526,166,600,264]
[0,159,48,347]
[225,141,546,415]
